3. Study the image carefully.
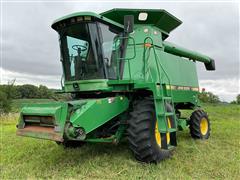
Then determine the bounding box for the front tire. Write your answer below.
[189,109,211,139]
[127,97,171,163]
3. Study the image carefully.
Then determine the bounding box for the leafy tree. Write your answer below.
[38,85,53,99]
[0,88,11,113]
[17,84,39,98]
[198,91,220,103]
[236,94,240,104]
[0,82,71,113]
[230,94,240,104]
[0,80,15,113]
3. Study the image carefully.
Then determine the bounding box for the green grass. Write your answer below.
[1,103,240,179]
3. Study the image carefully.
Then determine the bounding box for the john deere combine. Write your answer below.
[17,9,215,163]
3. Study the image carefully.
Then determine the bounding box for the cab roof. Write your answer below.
[101,8,182,34]
[52,9,182,36]
[51,11,124,30]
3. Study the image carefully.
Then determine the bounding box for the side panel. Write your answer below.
[171,90,198,104]
[121,25,199,89]
[70,96,129,133]
[122,25,163,81]
[64,79,111,92]
[158,51,199,87]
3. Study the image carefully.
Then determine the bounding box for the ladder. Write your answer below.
[155,84,177,149]
[143,37,177,149]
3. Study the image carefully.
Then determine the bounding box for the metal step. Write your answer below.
[168,128,176,133]
[154,96,172,101]
[158,112,174,117]
[159,128,177,133]
[162,96,172,100]
[158,128,176,133]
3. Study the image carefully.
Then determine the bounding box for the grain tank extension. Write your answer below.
[17,9,215,163]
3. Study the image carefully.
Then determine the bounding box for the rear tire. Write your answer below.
[127,97,171,163]
[189,109,210,139]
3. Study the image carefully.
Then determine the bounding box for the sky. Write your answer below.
[0,1,239,102]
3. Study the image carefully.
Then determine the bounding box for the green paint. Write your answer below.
[177,118,188,131]
[101,8,182,37]
[64,79,111,92]
[17,9,215,149]
[17,102,68,140]
[52,11,123,30]
[163,41,212,64]
[70,96,129,133]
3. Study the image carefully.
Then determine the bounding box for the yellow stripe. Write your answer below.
[158,84,199,91]
[166,85,170,90]
[191,87,199,92]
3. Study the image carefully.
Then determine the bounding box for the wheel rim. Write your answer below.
[155,119,171,147]
[200,118,208,135]
[166,118,171,144]
[155,121,161,147]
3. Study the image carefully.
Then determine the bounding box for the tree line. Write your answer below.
[199,91,240,104]
[0,83,68,113]
[0,84,56,99]
[0,82,239,113]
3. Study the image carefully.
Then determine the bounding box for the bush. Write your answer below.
[38,85,54,98]
[0,82,72,113]
[17,84,40,98]
[14,84,55,99]
[0,90,11,113]
[0,81,16,113]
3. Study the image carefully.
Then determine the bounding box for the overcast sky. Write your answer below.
[1,1,239,102]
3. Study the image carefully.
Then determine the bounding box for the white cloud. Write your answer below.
[1,67,61,89]
[199,78,240,102]
[1,2,239,102]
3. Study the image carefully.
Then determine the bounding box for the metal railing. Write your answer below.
[143,37,172,87]
[115,36,136,81]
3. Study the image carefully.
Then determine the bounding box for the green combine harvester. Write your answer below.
[17,9,215,163]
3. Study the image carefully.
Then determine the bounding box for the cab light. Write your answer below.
[77,16,83,22]
[144,43,152,48]
[84,16,91,21]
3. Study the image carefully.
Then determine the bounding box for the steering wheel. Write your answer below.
[72,45,87,52]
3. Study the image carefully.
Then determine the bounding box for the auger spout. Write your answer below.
[163,41,215,70]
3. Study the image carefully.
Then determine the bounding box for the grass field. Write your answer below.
[1,100,240,179]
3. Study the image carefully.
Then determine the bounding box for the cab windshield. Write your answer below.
[58,22,122,81]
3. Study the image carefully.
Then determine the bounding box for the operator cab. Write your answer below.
[52,14,125,81]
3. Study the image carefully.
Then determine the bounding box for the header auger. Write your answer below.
[17,9,215,163]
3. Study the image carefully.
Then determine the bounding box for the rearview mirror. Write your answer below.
[124,15,134,33]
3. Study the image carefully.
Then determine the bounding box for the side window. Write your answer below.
[98,23,119,79]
